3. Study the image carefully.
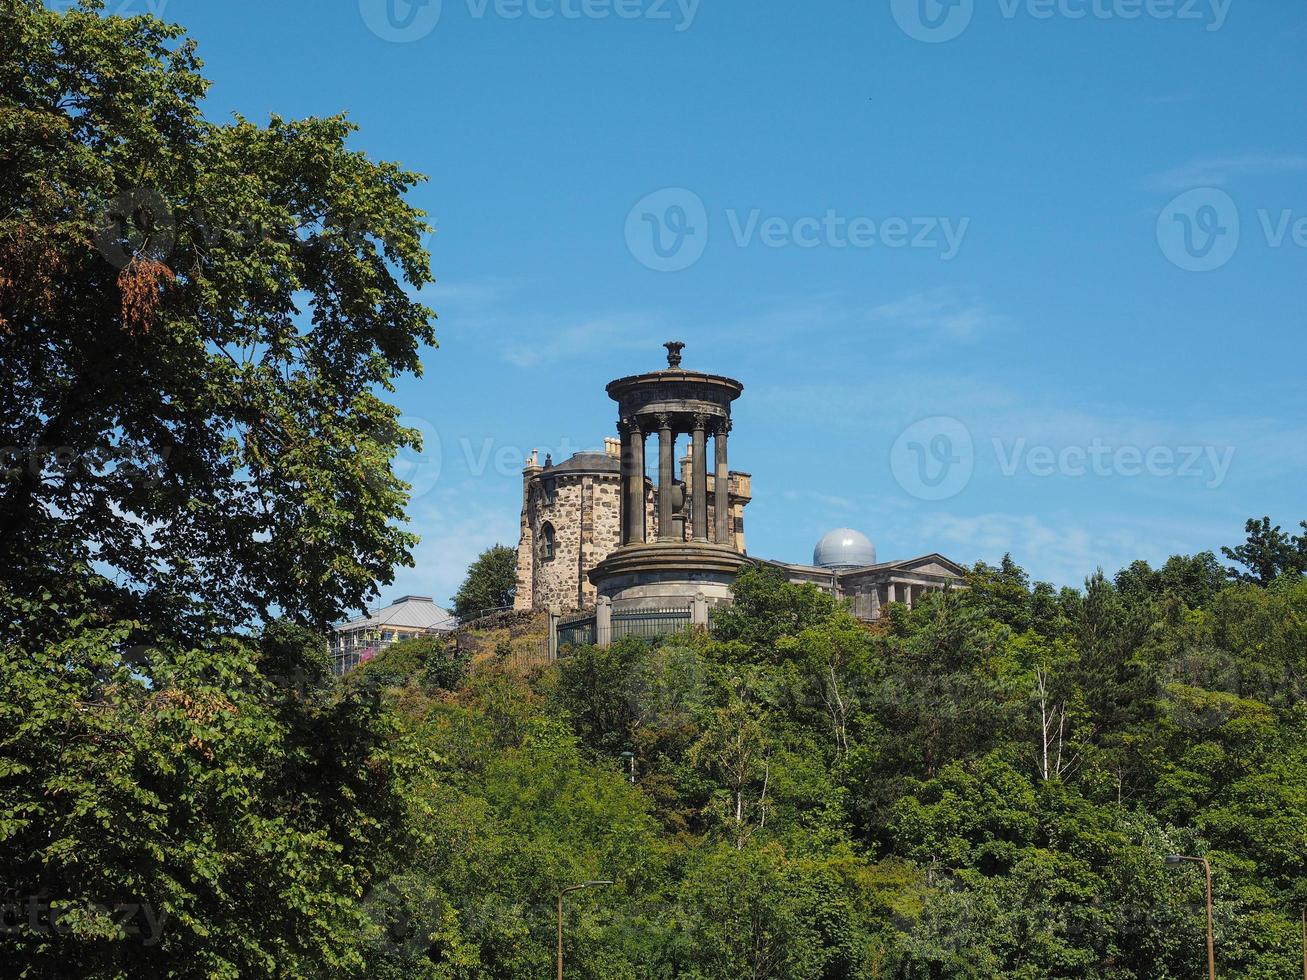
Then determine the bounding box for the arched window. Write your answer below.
[539,522,556,562]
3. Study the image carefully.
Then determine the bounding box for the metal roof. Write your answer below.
[813,528,877,569]
[336,595,456,633]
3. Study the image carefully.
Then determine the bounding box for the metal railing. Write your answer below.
[507,636,552,670]
[609,607,692,642]
[557,615,596,650]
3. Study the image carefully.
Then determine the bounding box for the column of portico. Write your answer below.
[713,419,730,546]
[622,418,646,545]
[691,414,708,542]
[617,420,628,544]
[657,414,675,542]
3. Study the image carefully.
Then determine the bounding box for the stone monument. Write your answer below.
[586,342,750,612]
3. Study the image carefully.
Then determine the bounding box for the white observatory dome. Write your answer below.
[813,529,876,570]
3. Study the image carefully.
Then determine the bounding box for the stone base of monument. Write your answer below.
[587,542,750,613]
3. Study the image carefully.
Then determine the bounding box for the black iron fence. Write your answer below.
[609,607,692,642]
[557,614,596,650]
[555,607,697,655]
[505,636,552,670]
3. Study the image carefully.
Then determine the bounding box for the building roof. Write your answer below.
[336,595,456,633]
[544,451,621,475]
[765,553,969,579]
[814,528,877,569]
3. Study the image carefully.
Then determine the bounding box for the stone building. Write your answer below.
[514,343,965,623]
[765,528,968,621]
[514,438,753,613]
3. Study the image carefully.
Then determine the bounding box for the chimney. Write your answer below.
[604,436,621,458]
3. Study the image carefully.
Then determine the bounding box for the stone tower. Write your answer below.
[513,345,751,613]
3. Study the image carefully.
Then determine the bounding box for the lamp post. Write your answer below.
[1301,907,1305,980]
[556,880,613,980]
[1166,854,1215,980]
[619,750,635,784]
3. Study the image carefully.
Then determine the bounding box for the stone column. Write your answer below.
[617,423,628,546]
[623,418,645,545]
[596,595,612,647]
[657,414,675,542]
[692,591,708,627]
[691,415,708,541]
[713,419,730,546]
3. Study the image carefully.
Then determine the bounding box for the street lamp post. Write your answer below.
[556,880,613,980]
[1166,854,1216,980]
[619,750,635,784]
[1301,907,1305,980]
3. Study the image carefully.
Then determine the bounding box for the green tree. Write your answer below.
[664,843,850,979]
[1221,517,1307,585]
[0,1,435,639]
[0,585,409,978]
[451,544,518,621]
[709,564,840,654]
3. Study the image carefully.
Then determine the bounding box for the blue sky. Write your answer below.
[111,0,1306,605]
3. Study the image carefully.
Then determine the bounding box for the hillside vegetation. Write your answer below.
[349,553,1307,978]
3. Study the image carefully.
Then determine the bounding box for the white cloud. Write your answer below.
[1145,153,1307,191]
[912,510,1228,588]
[864,288,1005,341]
[381,497,520,611]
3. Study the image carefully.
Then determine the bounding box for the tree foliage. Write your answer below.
[3,8,1305,977]
[450,544,517,622]
[1220,516,1307,585]
[0,0,436,639]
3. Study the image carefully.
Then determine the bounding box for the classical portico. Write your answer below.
[590,342,750,612]
[615,342,737,547]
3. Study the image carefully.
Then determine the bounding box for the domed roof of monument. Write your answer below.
[813,529,876,569]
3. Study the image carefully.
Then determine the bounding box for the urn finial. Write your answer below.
[663,341,685,370]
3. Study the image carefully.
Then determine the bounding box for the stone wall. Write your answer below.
[527,473,616,613]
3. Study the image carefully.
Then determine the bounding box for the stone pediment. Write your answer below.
[891,554,969,578]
